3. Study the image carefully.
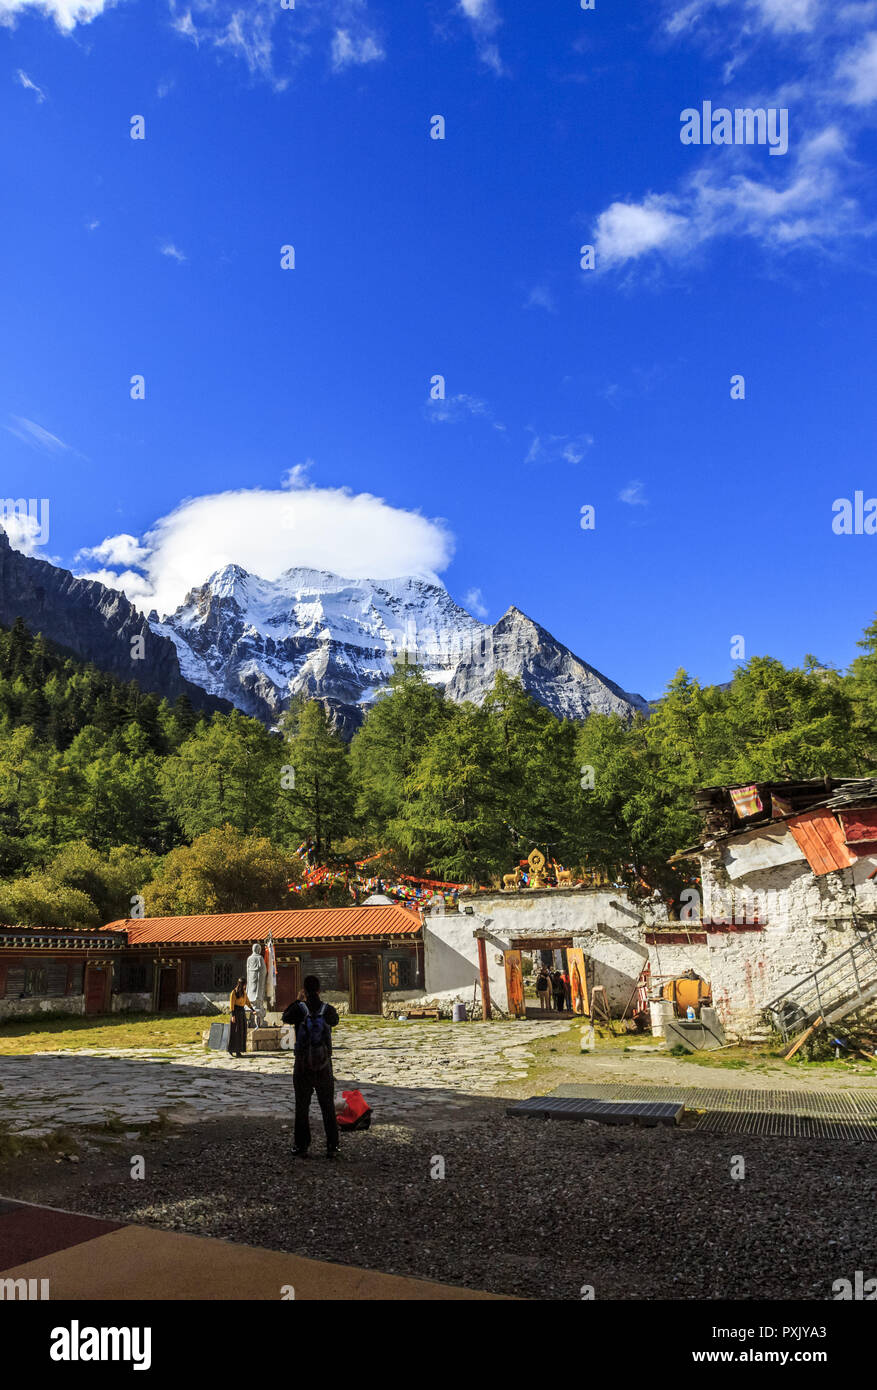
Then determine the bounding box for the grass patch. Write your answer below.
[0,1012,218,1055]
[0,1125,75,1162]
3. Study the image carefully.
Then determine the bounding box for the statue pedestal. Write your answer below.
[247,1027,284,1053]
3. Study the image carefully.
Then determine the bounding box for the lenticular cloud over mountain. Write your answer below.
[78,483,455,618]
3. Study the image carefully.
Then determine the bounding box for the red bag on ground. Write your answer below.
[335,1088,372,1131]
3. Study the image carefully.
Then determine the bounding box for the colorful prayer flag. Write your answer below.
[729,785,763,818]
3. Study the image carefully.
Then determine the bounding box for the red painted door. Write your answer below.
[84,966,107,1015]
[353,959,381,1015]
[158,967,178,1011]
[275,963,300,1011]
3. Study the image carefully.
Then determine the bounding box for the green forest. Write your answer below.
[2,613,877,928]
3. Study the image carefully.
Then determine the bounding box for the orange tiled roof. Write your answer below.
[102,905,422,946]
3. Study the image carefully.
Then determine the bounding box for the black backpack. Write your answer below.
[296,1002,331,1071]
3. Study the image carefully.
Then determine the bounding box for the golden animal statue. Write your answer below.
[528,848,547,889]
[554,862,573,887]
[502,865,523,891]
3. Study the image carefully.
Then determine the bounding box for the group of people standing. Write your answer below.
[535,964,571,1013]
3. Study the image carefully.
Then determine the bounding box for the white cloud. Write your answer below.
[281,459,314,489]
[425,392,504,428]
[592,120,862,269]
[0,509,55,559]
[159,241,187,262]
[330,27,384,70]
[754,0,818,34]
[6,415,70,453]
[594,197,688,265]
[77,566,156,599]
[76,533,151,568]
[665,0,817,38]
[456,0,504,74]
[170,0,384,88]
[619,480,648,506]
[524,284,556,312]
[0,0,115,30]
[837,31,877,105]
[638,4,877,271]
[524,429,593,466]
[464,586,488,619]
[78,482,455,617]
[15,69,46,101]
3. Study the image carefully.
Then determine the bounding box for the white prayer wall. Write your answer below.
[695,849,877,1036]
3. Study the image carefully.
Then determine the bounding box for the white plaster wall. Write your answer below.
[424,888,664,1014]
[423,912,509,1013]
[478,888,654,1010]
[646,939,712,987]
[697,851,877,1036]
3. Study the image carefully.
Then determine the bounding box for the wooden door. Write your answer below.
[275,962,300,1012]
[567,948,590,1016]
[84,965,107,1015]
[158,967,178,1012]
[504,950,526,1017]
[352,958,381,1014]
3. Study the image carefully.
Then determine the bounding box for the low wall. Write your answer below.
[111,992,152,1013]
[177,991,229,1015]
[0,994,85,1020]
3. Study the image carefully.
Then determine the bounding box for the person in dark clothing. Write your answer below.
[227,978,253,1057]
[535,967,551,1011]
[282,975,341,1159]
[552,970,565,1013]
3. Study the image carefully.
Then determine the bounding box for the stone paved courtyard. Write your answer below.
[0,1019,572,1137]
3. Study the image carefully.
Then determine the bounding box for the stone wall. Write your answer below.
[691,850,877,1037]
[0,994,85,1020]
[111,992,152,1014]
[177,990,229,1015]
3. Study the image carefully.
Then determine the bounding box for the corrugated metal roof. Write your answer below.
[839,809,877,853]
[102,905,422,946]
[787,809,856,876]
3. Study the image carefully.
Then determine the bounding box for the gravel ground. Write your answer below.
[4,1106,876,1301]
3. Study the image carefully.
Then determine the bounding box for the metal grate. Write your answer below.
[548,1083,877,1140]
[507,1097,684,1127]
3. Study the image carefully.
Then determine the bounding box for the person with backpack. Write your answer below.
[535,966,551,1012]
[282,975,341,1159]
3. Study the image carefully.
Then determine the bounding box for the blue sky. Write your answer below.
[2,0,877,700]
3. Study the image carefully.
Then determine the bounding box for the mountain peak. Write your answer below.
[153,563,647,730]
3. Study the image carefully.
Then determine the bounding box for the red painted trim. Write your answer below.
[646,922,766,945]
[476,936,492,1019]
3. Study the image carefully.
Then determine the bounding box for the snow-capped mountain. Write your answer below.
[151,564,648,732]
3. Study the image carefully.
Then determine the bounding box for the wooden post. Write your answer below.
[476,934,492,1020]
